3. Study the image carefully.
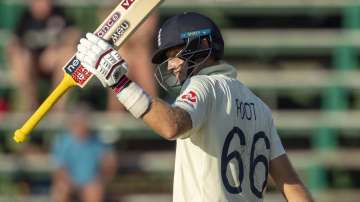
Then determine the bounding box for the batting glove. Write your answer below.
[76,33,151,118]
[76,33,127,88]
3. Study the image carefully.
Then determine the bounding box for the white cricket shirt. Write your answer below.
[172,62,285,202]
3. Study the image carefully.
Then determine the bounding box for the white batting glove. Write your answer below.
[76,33,151,118]
[76,33,127,87]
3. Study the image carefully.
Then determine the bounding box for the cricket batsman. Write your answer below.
[76,12,313,202]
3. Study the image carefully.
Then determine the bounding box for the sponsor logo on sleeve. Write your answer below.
[111,20,130,44]
[180,90,197,106]
[96,12,121,38]
[121,0,135,10]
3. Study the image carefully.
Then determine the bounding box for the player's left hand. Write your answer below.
[76,33,128,87]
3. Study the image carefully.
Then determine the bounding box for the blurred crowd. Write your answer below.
[4,0,159,112]
[1,0,159,201]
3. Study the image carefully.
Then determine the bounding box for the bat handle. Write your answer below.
[13,74,77,143]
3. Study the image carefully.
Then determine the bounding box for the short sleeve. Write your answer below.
[173,77,211,130]
[270,119,286,160]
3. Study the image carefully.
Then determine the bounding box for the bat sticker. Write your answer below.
[96,12,121,37]
[64,57,81,74]
[111,21,130,44]
[71,65,92,85]
[121,0,136,10]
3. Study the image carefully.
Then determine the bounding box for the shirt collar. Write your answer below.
[196,61,237,78]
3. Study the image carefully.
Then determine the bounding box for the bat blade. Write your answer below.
[13,0,164,143]
[64,0,164,88]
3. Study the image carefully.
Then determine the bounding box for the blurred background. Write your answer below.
[1,0,360,201]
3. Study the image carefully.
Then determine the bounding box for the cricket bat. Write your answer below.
[13,0,164,143]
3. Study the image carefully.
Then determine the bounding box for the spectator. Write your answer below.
[51,105,117,202]
[6,0,79,112]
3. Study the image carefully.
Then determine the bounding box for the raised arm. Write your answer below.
[75,33,193,140]
[142,98,192,140]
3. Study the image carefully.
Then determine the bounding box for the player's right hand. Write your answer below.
[76,33,128,87]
